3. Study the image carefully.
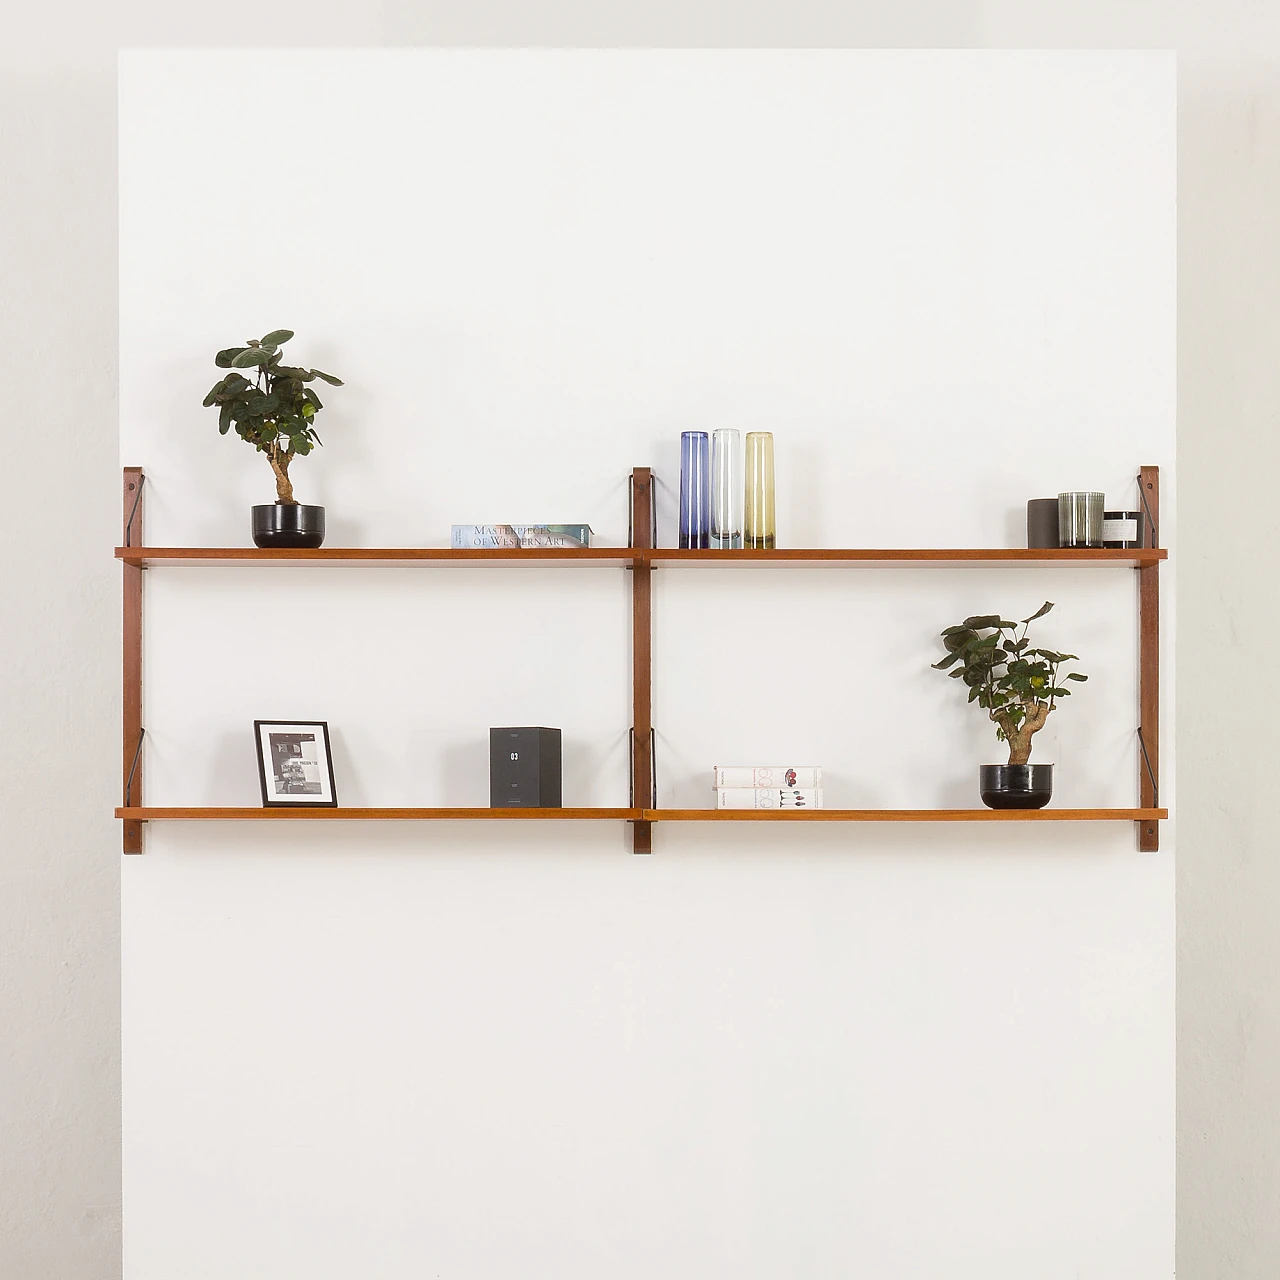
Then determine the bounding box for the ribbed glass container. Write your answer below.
[1057,491,1105,548]
[744,431,776,550]
[679,431,710,549]
[710,429,743,550]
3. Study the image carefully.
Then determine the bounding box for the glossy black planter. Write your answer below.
[979,764,1053,810]
[252,504,326,549]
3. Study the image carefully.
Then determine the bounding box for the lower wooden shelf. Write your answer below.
[115,807,640,820]
[649,808,1167,822]
[116,806,1166,823]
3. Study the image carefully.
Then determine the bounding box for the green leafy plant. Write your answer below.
[202,330,343,504]
[933,602,1088,765]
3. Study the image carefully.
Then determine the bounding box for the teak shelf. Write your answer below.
[115,546,1166,568]
[116,806,1167,824]
[118,465,1166,854]
[114,807,642,821]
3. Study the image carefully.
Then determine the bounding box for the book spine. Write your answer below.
[713,767,822,789]
[528,524,592,546]
[715,788,823,810]
[451,525,520,548]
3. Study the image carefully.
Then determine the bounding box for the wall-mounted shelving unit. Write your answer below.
[118,465,1166,854]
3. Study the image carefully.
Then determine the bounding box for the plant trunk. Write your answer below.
[1006,702,1051,765]
[268,445,295,505]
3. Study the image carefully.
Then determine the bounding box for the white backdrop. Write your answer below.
[120,50,1175,1278]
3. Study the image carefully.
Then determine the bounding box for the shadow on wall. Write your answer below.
[1176,56,1280,1280]
[0,64,123,1280]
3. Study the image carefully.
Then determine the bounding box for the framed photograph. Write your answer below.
[254,721,338,807]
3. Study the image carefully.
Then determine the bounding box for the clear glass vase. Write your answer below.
[1058,491,1105,548]
[679,431,710,549]
[710,428,743,550]
[744,431,776,549]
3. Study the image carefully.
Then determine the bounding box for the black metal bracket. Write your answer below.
[1137,726,1158,807]
[1137,470,1158,549]
[124,472,146,547]
[627,726,658,807]
[125,726,146,807]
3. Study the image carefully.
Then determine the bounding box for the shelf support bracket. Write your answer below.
[125,727,146,808]
[631,466,654,853]
[1137,464,1160,852]
[123,467,145,853]
[628,728,657,808]
[1137,726,1158,809]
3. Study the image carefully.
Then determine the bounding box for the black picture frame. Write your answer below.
[254,720,338,808]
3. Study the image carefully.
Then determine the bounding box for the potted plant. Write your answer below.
[932,601,1088,808]
[202,330,343,547]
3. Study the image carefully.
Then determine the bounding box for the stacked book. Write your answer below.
[713,765,823,810]
[451,523,593,549]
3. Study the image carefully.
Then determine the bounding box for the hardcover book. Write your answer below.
[713,766,822,789]
[715,787,824,810]
[451,523,594,549]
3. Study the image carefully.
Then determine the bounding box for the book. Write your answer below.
[713,766,822,789]
[715,788,823,810]
[451,523,594,549]
[519,528,588,548]
[452,524,520,548]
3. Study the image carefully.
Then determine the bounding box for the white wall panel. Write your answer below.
[121,50,1174,1279]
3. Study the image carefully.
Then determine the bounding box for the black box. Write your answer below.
[489,727,562,807]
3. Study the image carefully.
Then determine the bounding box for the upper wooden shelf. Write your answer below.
[648,548,1165,566]
[115,546,1167,568]
[115,546,639,568]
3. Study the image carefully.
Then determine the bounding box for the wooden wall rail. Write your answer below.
[122,468,145,854]
[1137,465,1161,851]
[630,468,654,853]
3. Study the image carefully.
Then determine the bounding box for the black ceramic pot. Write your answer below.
[252,503,326,549]
[979,763,1053,810]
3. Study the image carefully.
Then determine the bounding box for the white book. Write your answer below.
[715,788,823,810]
[713,766,822,790]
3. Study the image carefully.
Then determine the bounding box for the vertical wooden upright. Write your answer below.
[631,467,654,854]
[122,467,145,854]
[1137,465,1160,852]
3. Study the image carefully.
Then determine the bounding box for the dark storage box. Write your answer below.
[489,727,562,807]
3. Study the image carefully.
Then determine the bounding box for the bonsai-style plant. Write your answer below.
[933,602,1088,765]
[202,329,343,505]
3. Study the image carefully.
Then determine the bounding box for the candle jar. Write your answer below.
[1058,491,1105,548]
[744,431,776,550]
[679,431,710,549]
[1026,498,1061,548]
[710,429,743,550]
[1102,510,1144,549]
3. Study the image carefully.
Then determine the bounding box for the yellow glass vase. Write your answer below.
[744,431,776,550]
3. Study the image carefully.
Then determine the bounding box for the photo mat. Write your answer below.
[254,720,338,807]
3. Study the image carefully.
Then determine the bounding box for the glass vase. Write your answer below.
[710,429,743,550]
[1058,491,1105,548]
[679,431,710,549]
[744,431,776,550]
